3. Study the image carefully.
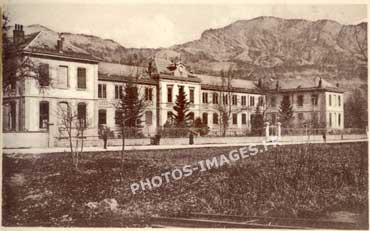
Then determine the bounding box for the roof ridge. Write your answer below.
[22,30,43,51]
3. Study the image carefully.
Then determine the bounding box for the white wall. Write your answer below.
[98,80,158,135]
[159,78,201,126]
[3,132,48,148]
[25,57,98,100]
[325,92,344,129]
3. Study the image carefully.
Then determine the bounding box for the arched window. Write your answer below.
[77,103,87,127]
[115,110,122,125]
[145,111,153,125]
[39,101,49,129]
[202,113,208,125]
[98,109,106,126]
[3,101,16,131]
[213,113,219,124]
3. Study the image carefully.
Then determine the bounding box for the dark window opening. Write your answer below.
[232,95,237,105]
[115,85,123,99]
[202,92,208,104]
[145,87,153,101]
[189,88,194,103]
[77,67,86,89]
[167,86,173,103]
[213,113,219,124]
[242,114,247,124]
[115,110,122,125]
[98,84,107,98]
[202,113,208,124]
[39,63,50,87]
[250,96,255,106]
[39,101,49,129]
[77,103,87,127]
[311,94,318,106]
[232,113,238,125]
[297,95,304,106]
[98,109,107,125]
[241,96,246,106]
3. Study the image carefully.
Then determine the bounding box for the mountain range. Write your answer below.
[11,17,368,93]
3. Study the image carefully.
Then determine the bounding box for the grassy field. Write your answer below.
[2,142,368,227]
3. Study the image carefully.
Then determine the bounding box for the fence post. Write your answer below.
[277,122,281,138]
[48,123,55,148]
[264,122,270,140]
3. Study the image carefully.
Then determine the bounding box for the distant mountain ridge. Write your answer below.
[15,17,367,92]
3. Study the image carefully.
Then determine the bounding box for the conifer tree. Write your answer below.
[251,105,264,135]
[279,95,294,127]
[172,86,191,127]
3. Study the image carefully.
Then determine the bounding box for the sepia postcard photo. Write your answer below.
[1,0,368,229]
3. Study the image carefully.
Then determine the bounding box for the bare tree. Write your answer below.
[216,67,242,136]
[57,103,88,170]
[114,72,147,182]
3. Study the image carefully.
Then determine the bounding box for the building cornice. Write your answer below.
[22,50,100,64]
[98,74,157,86]
[159,74,201,83]
[201,84,261,94]
[268,87,345,94]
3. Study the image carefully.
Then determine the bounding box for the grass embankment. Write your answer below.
[2,142,368,227]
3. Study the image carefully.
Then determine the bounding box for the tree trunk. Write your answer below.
[120,124,125,183]
[68,120,75,168]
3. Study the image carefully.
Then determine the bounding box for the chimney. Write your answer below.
[318,77,322,88]
[13,24,25,46]
[257,78,262,88]
[336,82,339,88]
[57,36,64,53]
[275,80,279,91]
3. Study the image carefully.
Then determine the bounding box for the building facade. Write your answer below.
[3,25,345,148]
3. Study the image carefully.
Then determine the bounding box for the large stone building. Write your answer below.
[3,25,344,148]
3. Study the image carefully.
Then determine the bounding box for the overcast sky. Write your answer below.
[5,2,367,48]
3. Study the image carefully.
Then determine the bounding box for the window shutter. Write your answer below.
[39,64,50,87]
[77,68,86,89]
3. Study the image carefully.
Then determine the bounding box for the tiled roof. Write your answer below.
[20,30,100,62]
[268,77,344,93]
[98,74,157,85]
[99,62,145,77]
[196,74,260,94]
[201,84,261,94]
[98,62,155,85]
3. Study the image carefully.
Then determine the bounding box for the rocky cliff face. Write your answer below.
[18,17,367,90]
[173,17,367,81]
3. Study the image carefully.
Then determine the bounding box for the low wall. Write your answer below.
[4,133,367,149]
[104,134,367,147]
[3,132,49,148]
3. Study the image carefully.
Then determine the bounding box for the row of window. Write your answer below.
[98,109,153,126]
[38,64,87,89]
[167,85,193,103]
[202,93,263,106]
[98,84,154,101]
[270,94,320,107]
[166,112,249,126]
[39,102,154,128]
[203,113,248,125]
[166,85,264,106]
[38,101,87,129]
